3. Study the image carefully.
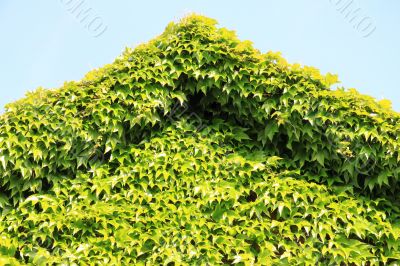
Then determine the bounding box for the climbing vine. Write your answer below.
[0,15,399,265]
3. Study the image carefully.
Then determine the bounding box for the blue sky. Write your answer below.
[1,1,399,112]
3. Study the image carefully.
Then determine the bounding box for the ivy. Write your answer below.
[0,14,399,265]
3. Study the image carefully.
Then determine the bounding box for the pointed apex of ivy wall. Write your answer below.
[77,13,340,90]
[0,14,399,264]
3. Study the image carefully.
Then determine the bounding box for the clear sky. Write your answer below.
[1,1,399,112]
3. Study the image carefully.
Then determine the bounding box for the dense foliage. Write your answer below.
[0,15,399,265]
